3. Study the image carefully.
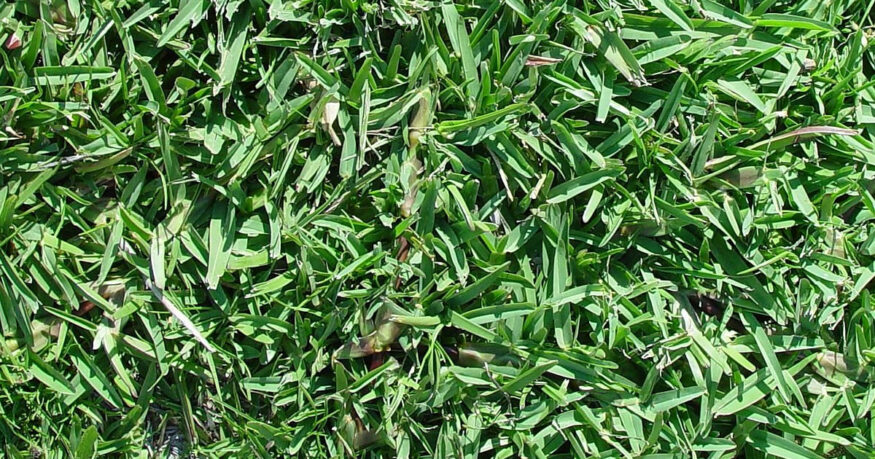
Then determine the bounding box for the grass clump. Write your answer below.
[1,0,875,457]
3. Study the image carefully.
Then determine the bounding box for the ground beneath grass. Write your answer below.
[1,0,875,457]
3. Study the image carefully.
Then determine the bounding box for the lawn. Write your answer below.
[1,0,875,457]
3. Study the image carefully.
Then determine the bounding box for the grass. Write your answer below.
[1,0,875,457]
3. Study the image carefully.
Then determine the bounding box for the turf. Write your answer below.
[1,0,875,457]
